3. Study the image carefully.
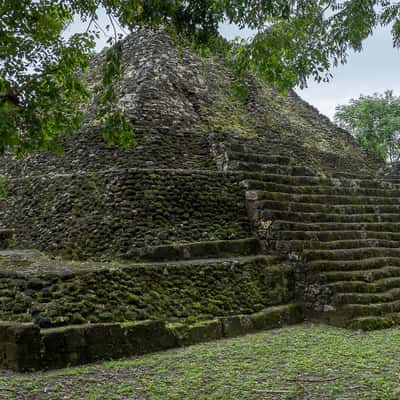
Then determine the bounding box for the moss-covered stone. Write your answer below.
[172,320,223,346]
[0,322,41,372]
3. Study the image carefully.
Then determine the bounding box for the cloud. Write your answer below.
[298,26,400,119]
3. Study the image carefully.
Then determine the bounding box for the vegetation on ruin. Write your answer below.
[2,324,400,399]
[335,91,400,162]
[1,1,400,155]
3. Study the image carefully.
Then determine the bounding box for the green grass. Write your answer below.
[1,323,400,399]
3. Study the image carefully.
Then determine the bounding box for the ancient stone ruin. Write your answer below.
[0,28,398,371]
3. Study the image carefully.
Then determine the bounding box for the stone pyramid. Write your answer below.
[1,29,399,371]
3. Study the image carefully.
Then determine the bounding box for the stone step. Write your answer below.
[229,161,293,175]
[347,314,400,330]
[308,256,400,272]
[243,173,400,190]
[229,161,316,176]
[304,248,400,262]
[252,199,400,215]
[247,190,400,205]
[132,238,261,262]
[273,220,400,233]
[334,287,400,306]
[0,229,12,249]
[225,142,294,157]
[243,179,400,197]
[341,299,400,319]
[327,171,376,180]
[275,230,400,242]
[321,266,400,284]
[385,177,400,184]
[260,209,400,223]
[326,277,400,294]
[226,151,292,166]
[274,239,400,252]
[0,228,11,235]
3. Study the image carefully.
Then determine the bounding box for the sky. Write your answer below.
[69,14,400,121]
[220,24,400,120]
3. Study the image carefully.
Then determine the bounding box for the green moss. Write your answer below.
[194,80,259,137]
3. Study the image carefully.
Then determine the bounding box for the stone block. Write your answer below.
[220,315,255,337]
[42,325,87,369]
[85,323,125,362]
[173,319,223,346]
[122,320,177,355]
[0,322,41,372]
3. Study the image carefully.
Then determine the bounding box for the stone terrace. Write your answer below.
[0,28,398,371]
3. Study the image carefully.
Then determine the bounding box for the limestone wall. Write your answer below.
[0,169,252,259]
[0,255,294,328]
[0,129,214,178]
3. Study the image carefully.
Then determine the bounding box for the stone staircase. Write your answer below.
[219,141,400,330]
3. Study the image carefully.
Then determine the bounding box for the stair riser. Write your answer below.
[260,210,400,223]
[232,163,316,176]
[347,315,400,330]
[321,268,400,283]
[341,301,400,318]
[304,249,400,262]
[226,151,292,165]
[333,288,400,305]
[244,180,400,197]
[308,258,400,272]
[274,221,400,232]
[229,161,292,174]
[273,239,400,252]
[248,191,400,205]
[274,231,400,242]
[243,173,400,189]
[326,278,400,294]
[253,200,400,214]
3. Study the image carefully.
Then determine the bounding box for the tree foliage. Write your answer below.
[335,91,400,162]
[1,0,400,156]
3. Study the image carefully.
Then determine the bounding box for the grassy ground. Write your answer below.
[1,324,400,399]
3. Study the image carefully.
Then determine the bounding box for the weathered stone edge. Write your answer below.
[0,303,304,372]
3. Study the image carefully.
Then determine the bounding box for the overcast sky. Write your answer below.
[69,15,400,121]
[220,24,400,120]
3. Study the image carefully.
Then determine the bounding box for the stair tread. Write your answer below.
[334,287,400,304]
[252,199,400,213]
[227,151,292,164]
[326,277,400,293]
[273,220,400,231]
[247,190,400,204]
[252,200,400,214]
[342,298,400,311]
[308,256,400,271]
[243,180,400,197]
[243,175,400,188]
[276,239,400,249]
[321,266,400,282]
[275,231,400,243]
[260,209,400,223]
[304,248,400,261]
[347,315,400,330]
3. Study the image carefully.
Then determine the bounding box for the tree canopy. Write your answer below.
[1,0,400,156]
[335,91,400,162]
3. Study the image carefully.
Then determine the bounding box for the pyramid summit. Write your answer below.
[0,29,399,371]
[0,28,382,178]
